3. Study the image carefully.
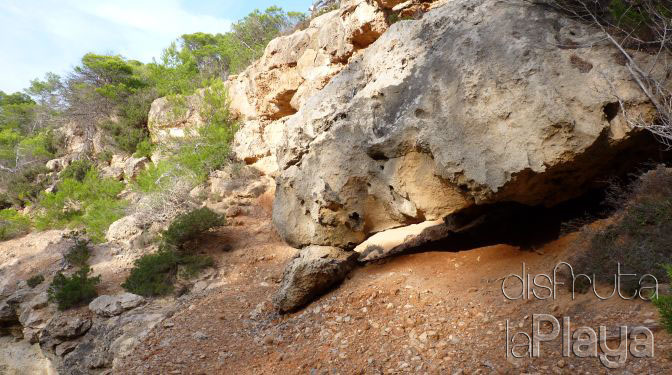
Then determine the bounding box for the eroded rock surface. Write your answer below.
[89,293,145,317]
[271,0,660,248]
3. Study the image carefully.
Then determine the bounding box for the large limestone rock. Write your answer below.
[147,0,412,171]
[273,246,358,312]
[271,0,661,248]
[147,90,206,142]
[89,293,145,317]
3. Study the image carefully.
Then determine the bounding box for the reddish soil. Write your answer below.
[116,189,672,375]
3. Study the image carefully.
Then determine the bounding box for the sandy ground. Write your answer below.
[114,194,672,375]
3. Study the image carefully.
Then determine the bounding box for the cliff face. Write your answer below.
[147,0,665,309]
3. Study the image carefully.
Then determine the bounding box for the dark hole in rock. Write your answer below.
[603,102,620,122]
[368,151,389,161]
[392,155,672,258]
[405,188,614,254]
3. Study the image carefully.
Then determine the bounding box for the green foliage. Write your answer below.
[134,82,236,194]
[387,12,415,24]
[121,249,214,297]
[160,207,223,251]
[121,250,180,297]
[77,53,146,99]
[100,86,154,154]
[35,168,126,242]
[133,138,154,159]
[60,159,94,182]
[63,231,92,267]
[312,4,339,18]
[571,166,672,293]
[0,90,56,177]
[3,165,50,207]
[654,266,672,334]
[608,0,650,29]
[0,208,31,241]
[147,7,306,97]
[122,208,220,297]
[97,150,114,165]
[180,254,215,278]
[27,274,45,288]
[48,265,100,310]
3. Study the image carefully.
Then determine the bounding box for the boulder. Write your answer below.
[89,293,145,317]
[271,0,662,248]
[123,157,149,180]
[273,246,358,313]
[105,215,144,248]
[147,90,206,142]
[45,158,68,172]
[39,315,91,349]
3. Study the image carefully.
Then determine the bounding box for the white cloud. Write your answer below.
[0,0,232,92]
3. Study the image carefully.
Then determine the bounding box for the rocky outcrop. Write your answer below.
[273,246,358,312]
[147,90,206,142]
[148,0,661,250]
[100,154,149,181]
[88,293,145,317]
[147,0,438,174]
[270,0,661,248]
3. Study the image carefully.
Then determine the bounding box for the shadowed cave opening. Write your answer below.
[398,164,671,256]
[409,190,612,254]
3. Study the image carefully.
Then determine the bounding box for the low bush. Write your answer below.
[27,274,44,288]
[160,207,223,251]
[0,208,31,241]
[35,167,126,242]
[60,159,93,182]
[122,250,179,297]
[63,231,91,268]
[47,265,101,310]
[569,166,672,294]
[96,150,114,165]
[133,138,154,159]
[3,165,50,207]
[122,208,220,297]
[121,250,213,297]
[180,254,215,278]
[654,265,672,334]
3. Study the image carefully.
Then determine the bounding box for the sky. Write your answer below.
[0,0,314,93]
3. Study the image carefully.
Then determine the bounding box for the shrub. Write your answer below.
[0,208,31,241]
[47,265,101,310]
[27,274,45,288]
[654,265,672,334]
[160,207,223,251]
[123,208,220,297]
[133,138,154,159]
[180,254,215,278]
[60,159,93,182]
[122,250,213,297]
[569,166,672,293]
[35,168,126,242]
[133,81,236,195]
[122,250,180,297]
[63,231,91,268]
[0,193,11,209]
[3,165,50,207]
[97,150,114,165]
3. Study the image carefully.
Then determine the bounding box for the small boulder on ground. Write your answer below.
[273,246,358,313]
[89,293,145,317]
